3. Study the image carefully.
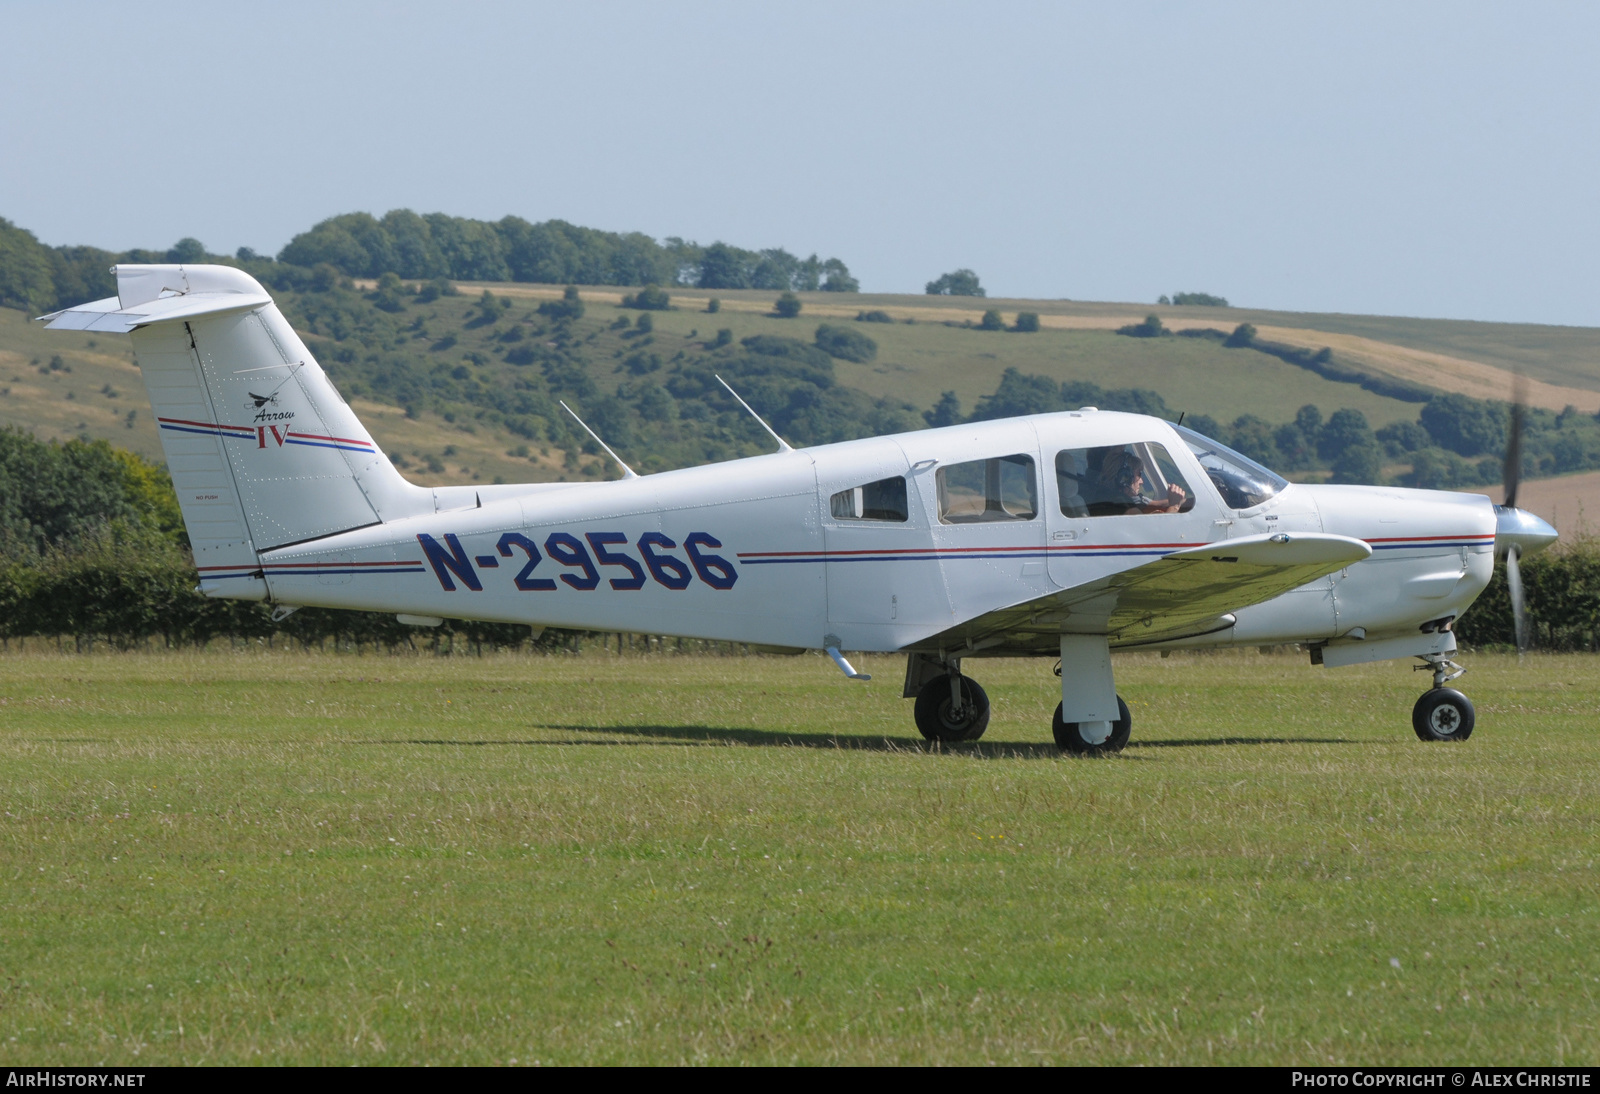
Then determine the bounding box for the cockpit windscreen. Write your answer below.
[1173,424,1288,510]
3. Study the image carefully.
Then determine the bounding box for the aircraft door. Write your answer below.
[1044,432,1217,591]
[815,437,948,651]
[897,423,1050,636]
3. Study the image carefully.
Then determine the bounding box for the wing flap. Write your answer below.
[917,532,1371,653]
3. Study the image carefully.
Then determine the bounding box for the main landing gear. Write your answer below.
[904,638,1132,753]
[1412,655,1474,742]
[1053,695,1132,754]
[913,670,991,742]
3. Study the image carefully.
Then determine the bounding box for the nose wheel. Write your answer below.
[1413,688,1475,742]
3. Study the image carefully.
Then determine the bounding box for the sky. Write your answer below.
[4,2,1598,326]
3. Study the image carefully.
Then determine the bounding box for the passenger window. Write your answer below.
[936,454,1037,523]
[830,476,909,522]
[1057,443,1195,517]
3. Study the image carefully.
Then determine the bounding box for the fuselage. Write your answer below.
[246,410,1500,656]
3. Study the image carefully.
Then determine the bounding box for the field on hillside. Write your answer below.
[10,280,1600,497]
[0,648,1595,1065]
[1,287,1439,480]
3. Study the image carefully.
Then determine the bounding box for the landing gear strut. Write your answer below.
[1412,655,1474,742]
[913,670,990,742]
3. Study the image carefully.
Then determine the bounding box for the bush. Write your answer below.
[706,297,720,314]
[814,324,877,363]
[537,285,585,321]
[979,309,1005,331]
[1224,322,1256,347]
[772,292,802,318]
[417,276,455,303]
[1012,312,1040,332]
[1116,314,1168,338]
[622,284,671,310]
[925,269,985,297]
[855,310,893,323]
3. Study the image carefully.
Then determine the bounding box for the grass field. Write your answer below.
[0,647,1595,1065]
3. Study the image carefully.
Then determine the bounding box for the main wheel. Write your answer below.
[1053,695,1132,754]
[1413,688,1475,742]
[914,674,990,742]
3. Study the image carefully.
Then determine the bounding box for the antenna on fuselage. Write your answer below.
[559,400,638,479]
[716,375,793,453]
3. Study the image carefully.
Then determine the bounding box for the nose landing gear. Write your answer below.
[1412,655,1474,741]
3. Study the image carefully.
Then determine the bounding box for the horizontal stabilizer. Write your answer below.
[923,532,1371,653]
[40,290,274,333]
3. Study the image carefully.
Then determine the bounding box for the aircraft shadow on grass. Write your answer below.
[1127,736,1361,749]
[375,725,1364,755]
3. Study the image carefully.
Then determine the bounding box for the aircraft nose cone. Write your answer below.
[1495,505,1558,558]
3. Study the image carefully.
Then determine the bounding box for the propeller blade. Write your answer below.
[1505,544,1529,654]
[1503,374,1526,510]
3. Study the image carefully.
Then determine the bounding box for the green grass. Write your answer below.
[0,647,1595,1065]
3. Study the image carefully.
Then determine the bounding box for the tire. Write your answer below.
[914,675,990,742]
[1413,688,1475,742]
[1053,695,1132,754]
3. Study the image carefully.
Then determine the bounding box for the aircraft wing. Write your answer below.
[916,532,1372,654]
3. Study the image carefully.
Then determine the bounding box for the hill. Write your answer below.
[7,211,1600,527]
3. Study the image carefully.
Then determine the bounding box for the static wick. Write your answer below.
[716,375,793,453]
[559,401,638,479]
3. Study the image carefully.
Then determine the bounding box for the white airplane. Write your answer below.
[42,265,1558,751]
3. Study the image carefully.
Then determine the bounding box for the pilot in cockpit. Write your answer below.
[1097,448,1188,515]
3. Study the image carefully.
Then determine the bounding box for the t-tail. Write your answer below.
[40,264,433,599]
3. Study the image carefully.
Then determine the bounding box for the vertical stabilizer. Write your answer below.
[42,264,431,598]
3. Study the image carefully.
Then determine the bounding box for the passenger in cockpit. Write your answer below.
[1098,449,1188,514]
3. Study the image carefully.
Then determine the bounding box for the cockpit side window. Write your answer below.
[936,454,1037,523]
[1056,443,1195,517]
[830,476,909,522]
[1172,424,1288,510]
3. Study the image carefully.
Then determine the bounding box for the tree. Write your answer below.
[1295,404,1324,439]
[1228,415,1278,466]
[979,309,1005,331]
[970,368,1063,420]
[1224,322,1256,347]
[1375,420,1430,457]
[925,269,985,297]
[697,242,752,290]
[705,298,720,314]
[1171,291,1229,307]
[1332,443,1384,484]
[773,292,802,318]
[1012,312,1040,332]
[924,391,962,428]
[1420,393,1506,457]
[1317,408,1374,463]
[166,238,208,264]
[819,258,859,293]
[0,218,57,313]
